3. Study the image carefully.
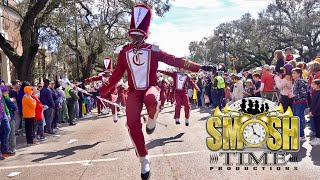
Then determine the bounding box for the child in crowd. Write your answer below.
[290,68,308,140]
[243,79,254,98]
[22,86,37,144]
[31,87,46,141]
[231,75,243,102]
[224,82,231,103]
[309,79,320,145]
[253,73,261,97]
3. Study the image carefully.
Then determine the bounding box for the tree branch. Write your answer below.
[0,34,20,66]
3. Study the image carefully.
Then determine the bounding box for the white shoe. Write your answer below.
[185,119,189,126]
[140,156,150,174]
[310,138,320,146]
[175,118,180,125]
[146,101,160,134]
[140,156,151,179]
[113,115,118,123]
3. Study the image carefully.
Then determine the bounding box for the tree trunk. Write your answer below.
[82,53,97,80]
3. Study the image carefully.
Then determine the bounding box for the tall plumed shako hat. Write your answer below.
[128,4,152,37]
[103,57,113,72]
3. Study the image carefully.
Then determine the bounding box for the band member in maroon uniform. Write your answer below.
[159,70,199,126]
[116,79,127,107]
[157,73,167,110]
[166,79,175,106]
[99,4,214,179]
[85,58,119,122]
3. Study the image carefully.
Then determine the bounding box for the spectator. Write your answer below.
[274,64,294,111]
[17,82,30,130]
[0,88,15,157]
[260,65,275,101]
[288,60,297,68]
[56,82,68,123]
[231,75,243,102]
[291,68,308,140]
[9,80,21,132]
[284,47,294,62]
[243,79,254,98]
[309,79,320,145]
[31,87,46,141]
[40,79,55,134]
[22,86,37,144]
[274,50,285,73]
[50,81,60,130]
[1,86,17,153]
[297,62,308,80]
[306,61,320,137]
[253,73,261,97]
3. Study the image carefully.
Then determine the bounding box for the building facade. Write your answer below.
[0,0,22,83]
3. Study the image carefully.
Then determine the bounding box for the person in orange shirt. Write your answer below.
[22,86,37,144]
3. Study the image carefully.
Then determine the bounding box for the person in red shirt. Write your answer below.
[98,4,213,179]
[284,47,294,62]
[158,70,199,125]
[259,65,275,101]
[31,87,46,141]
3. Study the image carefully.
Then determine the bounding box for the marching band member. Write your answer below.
[158,69,199,126]
[84,58,120,122]
[99,4,213,179]
[157,73,167,110]
[166,78,175,106]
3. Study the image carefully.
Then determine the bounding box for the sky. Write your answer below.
[147,0,273,58]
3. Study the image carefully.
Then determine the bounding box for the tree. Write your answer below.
[44,0,172,81]
[0,0,62,82]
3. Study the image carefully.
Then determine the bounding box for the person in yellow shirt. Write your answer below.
[22,86,37,144]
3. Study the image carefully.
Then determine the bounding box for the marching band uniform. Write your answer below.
[167,81,175,105]
[84,58,120,122]
[99,4,213,179]
[158,79,167,110]
[117,82,127,107]
[158,70,199,125]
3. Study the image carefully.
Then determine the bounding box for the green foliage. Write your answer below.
[188,0,320,72]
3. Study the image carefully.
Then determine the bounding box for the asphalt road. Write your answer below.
[0,104,319,180]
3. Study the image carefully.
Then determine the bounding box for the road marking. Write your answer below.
[0,151,202,170]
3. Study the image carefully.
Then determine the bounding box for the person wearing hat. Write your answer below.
[84,57,119,121]
[284,47,294,62]
[158,69,199,126]
[274,64,294,111]
[259,65,275,101]
[98,4,214,179]
[243,79,254,98]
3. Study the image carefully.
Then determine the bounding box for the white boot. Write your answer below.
[185,119,189,126]
[175,118,180,125]
[140,156,151,180]
[146,101,160,134]
[113,114,118,123]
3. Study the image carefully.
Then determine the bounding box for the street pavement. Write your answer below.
[0,104,319,180]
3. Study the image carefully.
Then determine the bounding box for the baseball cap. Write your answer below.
[255,67,262,71]
[5,83,12,87]
[262,65,270,70]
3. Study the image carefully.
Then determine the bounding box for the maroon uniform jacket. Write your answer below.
[100,43,201,96]
[158,70,199,94]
